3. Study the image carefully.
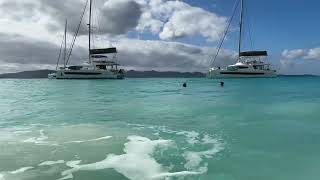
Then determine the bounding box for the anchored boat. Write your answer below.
[207,0,277,79]
[49,0,125,79]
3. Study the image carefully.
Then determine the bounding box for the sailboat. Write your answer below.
[49,0,125,79]
[207,0,277,79]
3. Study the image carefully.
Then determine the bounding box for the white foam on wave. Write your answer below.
[66,160,82,168]
[65,136,112,144]
[29,123,50,127]
[9,167,34,174]
[128,124,179,134]
[58,174,73,180]
[176,131,200,145]
[152,171,203,179]
[39,160,65,166]
[202,134,219,144]
[128,124,206,146]
[184,142,224,171]
[60,136,202,180]
[23,130,58,146]
[13,130,32,135]
[0,173,4,180]
[127,123,225,171]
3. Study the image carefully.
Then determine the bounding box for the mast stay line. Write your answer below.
[238,0,244,61]
[66,0,89,66]
[210,0,240,69]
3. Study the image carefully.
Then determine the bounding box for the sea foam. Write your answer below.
[22,129,57,145]
[184,134,224,171]
[60,136,202,180]
[39,160,65,166]
[65,136,112,143]
[176,131,200,145]
[9,167,34,174]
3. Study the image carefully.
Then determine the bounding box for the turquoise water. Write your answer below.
[0,78,320,180]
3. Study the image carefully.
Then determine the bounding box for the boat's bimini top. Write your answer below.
[90,47,117,55]
[239,51,268,57]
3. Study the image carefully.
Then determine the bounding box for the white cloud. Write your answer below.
[280,47,320,75]
[0,0,254,74]
[304,48,320,60]
[282,49,306,59]
[159,4,226,41]
[114,39,236,72]
[136,0,227,41]
[0,0,228,43]
[282,48,320,60]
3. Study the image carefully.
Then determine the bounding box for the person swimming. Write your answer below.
[183,82,187,87]
[220,81,224,87]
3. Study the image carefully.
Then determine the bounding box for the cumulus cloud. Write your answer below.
[41,0,143,36]
[0,33,61,65]
[0,0,38,21]
[282,49,306,59]
[282,48,320,60]
[159,4,226,41]
[279,47,320,75]
[115,39,236,72]
[304,48,320,60]
[136,0,227,41]
[99,0,142,35]
[0,0,243,74]
[0,33,86,73]
[0,0,228,41]
[0,0,142,36]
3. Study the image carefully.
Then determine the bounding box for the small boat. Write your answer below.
[207,0,277,79]
[49,0,125,80]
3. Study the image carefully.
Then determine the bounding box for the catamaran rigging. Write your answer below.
[207,0,277,79]
[49,0,125,79]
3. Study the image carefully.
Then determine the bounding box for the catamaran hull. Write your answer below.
[207,70,277,79]
[53,70,124,79]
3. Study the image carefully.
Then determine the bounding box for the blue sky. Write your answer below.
[172,0,320,55]
[190,0,320,51]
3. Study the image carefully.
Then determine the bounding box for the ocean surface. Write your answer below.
[0,77,320,180]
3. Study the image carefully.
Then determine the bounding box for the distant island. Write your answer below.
[0,70,206,79]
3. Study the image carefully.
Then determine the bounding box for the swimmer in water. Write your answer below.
[183,83,187,87]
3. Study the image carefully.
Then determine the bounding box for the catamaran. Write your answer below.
[207,0,277,79]
[48,0,125,79]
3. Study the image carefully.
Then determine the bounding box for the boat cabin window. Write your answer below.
[68,66,83,70]
[237,66,249,69]
[96,65,106,70]
[254,65,264,70]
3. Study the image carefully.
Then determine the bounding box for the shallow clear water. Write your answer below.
[0,77,320,180]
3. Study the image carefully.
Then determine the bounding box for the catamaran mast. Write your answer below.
[64,19,67,69]
[238,0,244,61]
[88,0,93,63]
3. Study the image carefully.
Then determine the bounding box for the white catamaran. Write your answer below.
[207,0,277,79]
[49,0,125,79]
